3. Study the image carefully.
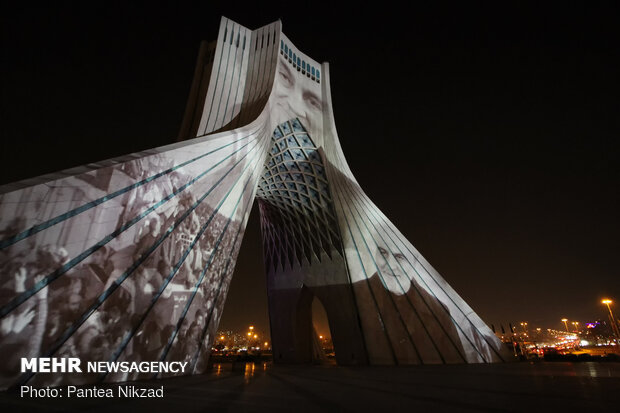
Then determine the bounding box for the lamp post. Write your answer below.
[602,299,620,343]
[561,318,569,333]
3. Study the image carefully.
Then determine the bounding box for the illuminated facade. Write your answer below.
[0,17,512,389]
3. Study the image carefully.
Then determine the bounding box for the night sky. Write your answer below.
[1,2,618,335]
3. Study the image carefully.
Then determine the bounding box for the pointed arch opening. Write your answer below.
[311,296,335,364]
[294,285,335,364]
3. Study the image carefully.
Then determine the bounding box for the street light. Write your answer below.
[602,299,620,342]
[561,318,569,332]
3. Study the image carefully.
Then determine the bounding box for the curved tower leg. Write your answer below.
[260,27,513,366]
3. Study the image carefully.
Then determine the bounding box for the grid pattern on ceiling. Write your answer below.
[257,119,343,271]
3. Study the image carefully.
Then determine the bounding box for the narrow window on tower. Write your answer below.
[223,27,227,43]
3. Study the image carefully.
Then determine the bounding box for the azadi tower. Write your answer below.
[0,17,512,389]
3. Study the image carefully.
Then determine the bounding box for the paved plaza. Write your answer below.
[2,361,619,412]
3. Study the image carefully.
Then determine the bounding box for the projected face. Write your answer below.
[345,240,413,295]
[374,245,411,295]
[274,56,323,140]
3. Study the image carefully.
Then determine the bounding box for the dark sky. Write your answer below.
[1,2,618,335]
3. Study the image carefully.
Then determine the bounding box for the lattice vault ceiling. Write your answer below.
[257,119,343,271]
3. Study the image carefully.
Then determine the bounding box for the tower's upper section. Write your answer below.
[177,17,329,147]
[177,17,281,139]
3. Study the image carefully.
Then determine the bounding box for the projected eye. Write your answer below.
[304,93,322,111]
[394,253,405,261]
[378,247,389,259]
[279,70,293,88]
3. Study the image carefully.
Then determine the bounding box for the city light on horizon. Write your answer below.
[217,298,617,356]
